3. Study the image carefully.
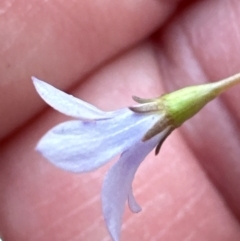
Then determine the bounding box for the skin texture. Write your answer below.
[1,0,240,240]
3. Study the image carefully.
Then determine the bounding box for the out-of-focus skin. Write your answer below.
[1,0,240,240]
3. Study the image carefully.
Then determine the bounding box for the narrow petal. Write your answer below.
[32,77,112,120]
[36,109,162,172]
[102,129,170,241]
[128,187,142,213]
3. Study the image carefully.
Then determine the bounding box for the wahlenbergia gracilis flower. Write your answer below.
[32,73,240,241]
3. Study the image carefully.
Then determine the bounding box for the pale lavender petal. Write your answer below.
[128,188,142,213]
[102,129,170,241]
[36,108,162,172]
[32,77,113,120]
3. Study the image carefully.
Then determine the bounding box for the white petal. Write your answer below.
[36,108,162,172]
[32,77,112,120]
[128,188,142,213]
[102,129,170,241]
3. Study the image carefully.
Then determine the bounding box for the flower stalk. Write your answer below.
[162,73,240,127]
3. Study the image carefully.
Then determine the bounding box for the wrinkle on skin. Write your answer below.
[1,0,240,240]
[152,187,207,240]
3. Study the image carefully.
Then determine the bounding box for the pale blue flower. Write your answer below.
[32,72,240,241]
[32,77,171,241]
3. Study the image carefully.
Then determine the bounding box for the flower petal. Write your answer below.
[128,187,142,213]
[32,77,112,120]
[101,129,170,241]
[36,109,162,172]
